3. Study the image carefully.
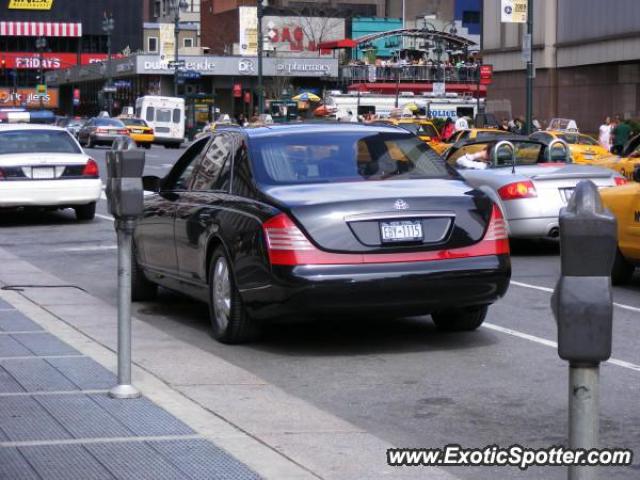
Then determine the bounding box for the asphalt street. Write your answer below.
[1,144,639,480]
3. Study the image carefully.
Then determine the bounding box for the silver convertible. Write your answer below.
[443,138,628,239]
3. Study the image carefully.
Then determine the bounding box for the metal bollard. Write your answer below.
[105,136,145,399]
[551,180,617,480]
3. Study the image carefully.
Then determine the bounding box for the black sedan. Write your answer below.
[134,123,511,343]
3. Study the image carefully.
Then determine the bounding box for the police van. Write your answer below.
[135,96,185,148]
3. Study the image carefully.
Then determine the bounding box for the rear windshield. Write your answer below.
[0,130,81,155]
[95,118,125,127]
[156,108,172,123]
[557,133,598,146]
[249,131,453,185]
[122,118,147,126]
[476,130,512,140]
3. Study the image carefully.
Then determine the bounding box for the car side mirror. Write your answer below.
[142,175,161,192]
[493,141,516,170]
[633,165,640,183]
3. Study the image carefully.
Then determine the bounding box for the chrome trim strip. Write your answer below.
[344,211,456,222]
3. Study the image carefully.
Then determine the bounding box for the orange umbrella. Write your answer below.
[313,105,331,117]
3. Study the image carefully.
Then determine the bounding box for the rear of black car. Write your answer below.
[242,125,511,323]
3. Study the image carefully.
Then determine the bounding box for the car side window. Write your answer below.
[232,139,254,197]
[146,107,154,122]
[190,133,233,192]
[165,137,210,191]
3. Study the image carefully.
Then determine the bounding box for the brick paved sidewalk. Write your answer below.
[0,298,261,480]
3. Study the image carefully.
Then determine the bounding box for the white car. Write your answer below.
[0,124,102,220]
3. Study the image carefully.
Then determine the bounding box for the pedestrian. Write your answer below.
[499,118,510,132]
[441,117,455,140]
[456,144,492,170]
[612,117,631,155]
[599,116,612,151]
[454,115,469,132]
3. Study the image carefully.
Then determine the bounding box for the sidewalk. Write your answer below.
[0,246,458,480]
[0,297,262,480]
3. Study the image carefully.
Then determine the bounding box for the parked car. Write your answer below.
[0,124,101,220]
[133,123,511,344]
[600,166,640,284]
[530,130,614,164]
[120,118,154,149]
[431,128,512,156]
[77,117,129,148]
[443,138,627,239]
[56,117,86,138]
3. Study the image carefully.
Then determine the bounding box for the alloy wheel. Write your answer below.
[212,256,231,332]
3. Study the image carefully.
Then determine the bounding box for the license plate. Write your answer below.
[132,129,143,133]
[380,220,423,243]
[584,154,594,160]
[560,188,575,203]
[31,167,55,179]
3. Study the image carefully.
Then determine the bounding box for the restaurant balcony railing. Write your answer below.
[340,64,481,83]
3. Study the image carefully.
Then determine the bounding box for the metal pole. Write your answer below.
[174,11,179,97]
[525,0,533,134]
[257,0,264,115]
[395,67,400,108]
[107,31,112,116]
[568,366,599,480]
[39,44,44,110]
[109,218,140,399]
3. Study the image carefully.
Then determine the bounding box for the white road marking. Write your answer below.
[57,245,117,252]
[95,213,114,222]
[100,192,107,200]
[511,280,640,313]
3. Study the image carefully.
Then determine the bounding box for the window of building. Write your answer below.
[148,37,158,53]
[462,10,481,24]
[183,37,194,48]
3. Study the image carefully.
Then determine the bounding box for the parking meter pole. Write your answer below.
[109,219,140,399]
[551,180,616,480]
[569,366,599,480]
[106,137,145,400]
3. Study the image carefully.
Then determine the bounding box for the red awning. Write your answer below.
[0,22,82,37]
[317,39,357,50]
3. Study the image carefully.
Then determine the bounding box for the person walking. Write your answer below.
[599,116,612,151]
[441,117,455,141]
[612,118,631,155]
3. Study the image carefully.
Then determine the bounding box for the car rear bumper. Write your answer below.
[0,179,102,207]
[508,217,560,239]
[130,133,154,143]
[92,133,123,144]
[241,254,511,320]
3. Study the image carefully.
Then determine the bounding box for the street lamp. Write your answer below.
[172,0,188,97]
[102,13,115,115]
[257,0,265,115]
[35,37,47,109]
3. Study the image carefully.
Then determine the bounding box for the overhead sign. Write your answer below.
[238,6,258,56]
[264,15,345,58]
[8,0,54,10]
[0,52,114,70]
[501,0,527,23]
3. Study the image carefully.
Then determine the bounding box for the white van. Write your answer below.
[135,96,185,148]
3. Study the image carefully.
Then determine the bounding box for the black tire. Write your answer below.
[612,248,634,285]
[143,143,151,149]
[431,305,489,332]
[208,247,257,344]
[74,202,96,221]
[131,244,157,301]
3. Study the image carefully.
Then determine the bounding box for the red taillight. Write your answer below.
[82,159,99,177]
[117,129,129,135]
[498,180,537,201]
[615,176,628,186]
[481,204,510,255]
[0,168,4,181]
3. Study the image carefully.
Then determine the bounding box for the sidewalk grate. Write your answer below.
[0,335,34,357]
[20,444,114,480]
[35,394,135,439]
[85,441,190,479]
[149,439,262,480]
[12,332,80,356]
[90,394,195,437]
[0,310,43,332]
[0,396,72,442]
[1,358,80,392]
[0,365,26,393]
[0,447,40,480]
[47,356,117,390]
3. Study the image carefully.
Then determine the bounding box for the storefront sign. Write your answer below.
[263,15,345,57]
[501,0,527,23]
[0,87,59,108]
[238,58,255,74]
[480,64,493,85]
[238,6,258,56]
[0,52,113,70]
[142,58,216,73]
[276,62,331,74]
[8,0,54,10]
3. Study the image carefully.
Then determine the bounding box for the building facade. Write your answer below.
[149,0,202,46]
[482,0,640,131]
[0,0,144,109]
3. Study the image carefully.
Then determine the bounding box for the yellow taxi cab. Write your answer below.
[530,130,613,164]
[371,117,441,146]
[120,118,154,149]
[613,134,640,181]
[600,167,640,284]
[431,128,512,156]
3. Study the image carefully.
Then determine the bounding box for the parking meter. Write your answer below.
[551,180,616,365]
[105,136,145,219]
[105,135,145,400]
